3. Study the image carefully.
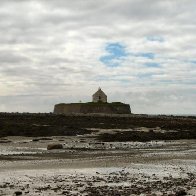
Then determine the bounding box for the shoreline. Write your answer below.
[0,113,196,195]
[0,136,195,195]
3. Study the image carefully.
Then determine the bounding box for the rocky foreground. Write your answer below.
[0,136,196,195]
[0,113,196,195]
[0,166,195,196]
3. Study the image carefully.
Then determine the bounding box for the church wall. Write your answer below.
[92,94,107,103]
[54,103,82,114]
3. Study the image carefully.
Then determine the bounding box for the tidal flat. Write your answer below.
[0,135,196,195]
[0,114,196,195]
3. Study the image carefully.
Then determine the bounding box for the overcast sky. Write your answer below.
[0,0,196,114]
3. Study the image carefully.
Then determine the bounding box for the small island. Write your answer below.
[54,88,131,114]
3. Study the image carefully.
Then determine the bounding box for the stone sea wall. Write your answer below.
[53,103,131,114]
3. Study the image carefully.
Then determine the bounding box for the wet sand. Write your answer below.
[0,135,196,195]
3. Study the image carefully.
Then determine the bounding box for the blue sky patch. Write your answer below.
[130,52,155,59]
[144,62,160,67]
[138,73,153,78]
[137,52,155,59]
[190,60,196,64]
[100,42,128,67]
[146,36,164,42]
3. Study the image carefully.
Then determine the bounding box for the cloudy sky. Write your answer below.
[0,0,196,114]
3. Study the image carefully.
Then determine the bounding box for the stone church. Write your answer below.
[53,87,131,114]
[92,87,107,103]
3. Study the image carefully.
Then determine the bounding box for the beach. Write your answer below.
[0,135,195,195]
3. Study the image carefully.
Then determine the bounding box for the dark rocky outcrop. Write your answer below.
[14,191,22,195]
[47,143,63,150]
[0,113,195,141]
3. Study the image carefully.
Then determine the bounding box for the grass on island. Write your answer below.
[57,102,127,106]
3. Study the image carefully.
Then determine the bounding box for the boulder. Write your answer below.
[47,143,63,150]
[175,189,187,196]
[14,191,22,195]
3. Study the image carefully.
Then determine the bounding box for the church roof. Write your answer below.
[93,87,107,96]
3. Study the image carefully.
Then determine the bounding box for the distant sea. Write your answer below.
[176,114,196,117]
[148,114,196,117]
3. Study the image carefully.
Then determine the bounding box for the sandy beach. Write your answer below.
[0,135,196,195]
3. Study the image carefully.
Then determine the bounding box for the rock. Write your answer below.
[175,189,187,196]
[39,137,53,140]
[0,140,12,143]
[14,191,22,195]
[62,190,69,194]
[32,138,40,142]
[47,143,63,150]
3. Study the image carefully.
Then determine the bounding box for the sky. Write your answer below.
[0,0,196,114]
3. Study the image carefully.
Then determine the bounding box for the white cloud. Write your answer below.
[0,0,195,114]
